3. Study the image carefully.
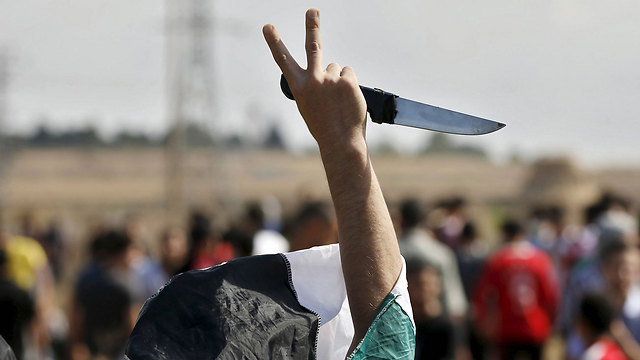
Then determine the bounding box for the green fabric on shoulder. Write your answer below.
[347,294,415,359]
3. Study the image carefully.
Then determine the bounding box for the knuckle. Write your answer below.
[341,66,354,76]
[306,41,320,53]
[306,22,320,31]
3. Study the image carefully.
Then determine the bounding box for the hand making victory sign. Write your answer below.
[264,9,404,353]
[262,9,368,151]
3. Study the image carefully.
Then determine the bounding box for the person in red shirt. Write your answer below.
[577,292,626,360]
[473,220,559,360]
[187,213,234,271]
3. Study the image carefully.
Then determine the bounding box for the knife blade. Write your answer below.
[279,74,505,135]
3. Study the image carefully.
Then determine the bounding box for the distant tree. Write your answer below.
[27,125,105,147]
[163,123,215,148]
[423,133,455,154]
[224,133,245,150]
[455,145,487,158]
[263,124,286,150]
[112,131,156,147]
[423,132,486,158]
[0,133,26,152]
[58,127,103,147]
[30,125,55,146]
[185,123,215,147]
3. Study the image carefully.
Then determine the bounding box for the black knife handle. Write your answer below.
[279,74,397,125]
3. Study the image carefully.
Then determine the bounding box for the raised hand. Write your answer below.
[263,9,368,151]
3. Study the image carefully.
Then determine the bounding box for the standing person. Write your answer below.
[398,198,468,320]
[241,202,289,256]
[561,230,640,359]
[576,293,626,360]
[159,227,189,277]
[437,197,468,250]
[3,233,54,359]
[70,230,141,360]
[0,246,34,360]
[604,242,640,359]
[129,241,168,301]
[185,212,234,271]
[288,201,337,251]
[456,222,489,360]
[456,222,488,302]
[473,220,559,360]
[407,258,455,360]
[126,9,414,359]
[263,11,413,353]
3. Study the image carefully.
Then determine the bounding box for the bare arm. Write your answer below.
[320,138,403,347]
[611,320,640,360]
[263,9,403,348]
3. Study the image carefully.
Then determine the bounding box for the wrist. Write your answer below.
[318,135,368,164]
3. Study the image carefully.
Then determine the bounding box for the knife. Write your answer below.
[279,74,505,135]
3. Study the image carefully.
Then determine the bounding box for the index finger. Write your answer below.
[263,24,302,81]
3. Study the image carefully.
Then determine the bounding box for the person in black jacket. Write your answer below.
[0,247,34,360]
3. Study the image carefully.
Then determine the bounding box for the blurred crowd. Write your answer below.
[0,192,639,360]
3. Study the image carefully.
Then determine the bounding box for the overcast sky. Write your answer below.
[1,0,639,167]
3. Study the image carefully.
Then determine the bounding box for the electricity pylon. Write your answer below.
[164,0,216,223]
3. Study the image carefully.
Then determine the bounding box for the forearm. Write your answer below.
[319,139,402,340]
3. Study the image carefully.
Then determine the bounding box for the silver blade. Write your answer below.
[394,97,505,135]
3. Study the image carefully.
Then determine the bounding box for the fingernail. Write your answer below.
[308,9,319,19]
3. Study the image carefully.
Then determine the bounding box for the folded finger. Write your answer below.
[326,63,341,78]
[340,66,357,81]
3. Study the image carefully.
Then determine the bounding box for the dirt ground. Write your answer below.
[2,148,638,233]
